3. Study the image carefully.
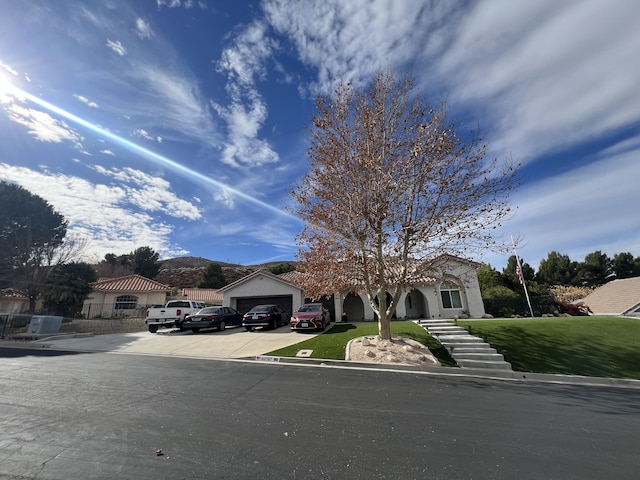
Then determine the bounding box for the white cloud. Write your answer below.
[433,0,640,163]
[156,0,205,9]
[6,104,83,146]
[0,163,199,259]
[132,128,162,143]
[106,39,127,56]
[214,21,279,168]
[213,188,234,209]
[127,64,219,146]
[135,18,153,39]
[90,165,202,219]
[73,94,99,108]
[488,147,639,268]
[263,0,456,93]
[100,149,115,156]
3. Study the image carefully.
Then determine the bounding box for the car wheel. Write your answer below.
[218,320,226,332]
[245,326,253,332]
[270,318,276,330]
[191,328,200,333]
[148,325,158,333]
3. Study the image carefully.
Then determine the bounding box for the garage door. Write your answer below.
[236,295,293,317]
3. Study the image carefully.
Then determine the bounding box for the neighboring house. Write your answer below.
[82,274,171,319]
[180,288,223,305]
[0,289,29,314]
[218,255,485,321]
[580,277,640,316]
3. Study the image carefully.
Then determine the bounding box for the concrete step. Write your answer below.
[456,359,512,370]
[448,346,498,354]
[436,335,484,343]
[427,327,468,334]
[453,352,506,361]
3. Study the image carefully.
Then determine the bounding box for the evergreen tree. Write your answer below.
[537,251,578,285]
[0,181,68,312]
[42,262,97,317]
[197,263,226,288]
[131,246,160,279]
[579,250,612,286]
[612,252,636,279]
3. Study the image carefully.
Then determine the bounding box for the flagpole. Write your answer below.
[511,235,535,318]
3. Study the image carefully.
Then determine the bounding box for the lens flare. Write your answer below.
[7,83,298,221]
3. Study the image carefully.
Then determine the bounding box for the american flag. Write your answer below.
[516,265,524,284]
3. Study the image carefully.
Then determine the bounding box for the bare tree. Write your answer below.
[293,72,517,340]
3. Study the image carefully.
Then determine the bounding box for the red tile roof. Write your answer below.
[91,274,171,292]
[181,288,223,304]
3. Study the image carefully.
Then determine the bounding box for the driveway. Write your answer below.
[33,325,317,359]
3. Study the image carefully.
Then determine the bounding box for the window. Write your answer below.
[440,282,462,309]
[115,295,138,310]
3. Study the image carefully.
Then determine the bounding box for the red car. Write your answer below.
[290,303,331,331]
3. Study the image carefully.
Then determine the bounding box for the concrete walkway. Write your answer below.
[27,325,318,359]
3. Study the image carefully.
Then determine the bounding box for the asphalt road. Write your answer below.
[1,347,639,479]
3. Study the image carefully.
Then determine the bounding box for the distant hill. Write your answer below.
[153,257,296,289]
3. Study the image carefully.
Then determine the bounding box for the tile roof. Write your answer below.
[91,274,171,293]
[181,288,223,304]
[580,277,640,315]
[217,269,300,293]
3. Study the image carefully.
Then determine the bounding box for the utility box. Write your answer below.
[27,315,63,334]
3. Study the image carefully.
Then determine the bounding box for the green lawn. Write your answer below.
[458,316,640,380]
[267,321,457,367]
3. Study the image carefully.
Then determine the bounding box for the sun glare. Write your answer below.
[0,71,17,103]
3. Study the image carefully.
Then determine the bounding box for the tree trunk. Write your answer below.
[377,288,392,340]
[378,311,392,340]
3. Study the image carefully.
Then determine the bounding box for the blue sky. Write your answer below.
[0,0,638,270]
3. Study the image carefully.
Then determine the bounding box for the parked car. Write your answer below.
[183,306,243,333]
[290,303,331,331]
[242,304,288,331]
[145,300,205,333]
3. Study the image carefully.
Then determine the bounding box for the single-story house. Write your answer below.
[0,289,29,314]
[82,274,171,319]
[580,277,640,316]
[218,255,485,321]
[218,270,306,317]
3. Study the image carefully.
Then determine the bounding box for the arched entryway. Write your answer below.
[404,289,429,319]
[343,293,365,322]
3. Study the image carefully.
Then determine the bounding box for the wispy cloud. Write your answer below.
[263,0,456,94]
[6,104,83,146]
[214,21,279,168]
[490,146,640,267]
[132,128,162,143]
[90,165,202,219]
[135,18,153,39]
[73,94,99,108]
[432,0,640,164]
[106,39,127,56]
[156,0,205,10]
[0,163,199,258]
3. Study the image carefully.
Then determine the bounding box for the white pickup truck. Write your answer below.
[145,300,205,333]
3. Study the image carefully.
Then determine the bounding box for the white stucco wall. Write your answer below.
[333,257,485,321]
[221,274,305,313]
